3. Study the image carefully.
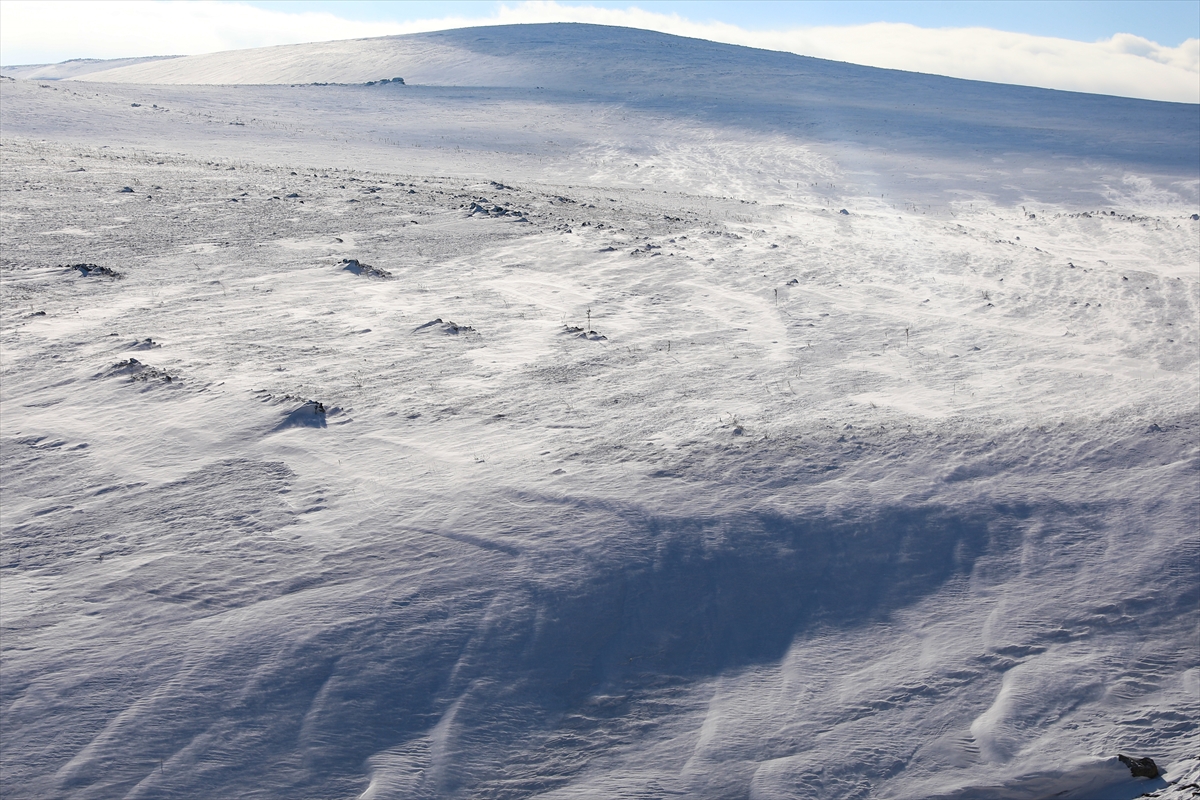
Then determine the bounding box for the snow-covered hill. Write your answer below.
[0,55,181,82]
[1,23,1197,800]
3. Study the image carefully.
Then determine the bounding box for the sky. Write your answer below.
[1,1,1198,102]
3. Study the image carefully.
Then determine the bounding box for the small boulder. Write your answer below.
[341,258,393,279]
[413,318,475,335]
[67,263,122,278]
[1117,754,1159,779]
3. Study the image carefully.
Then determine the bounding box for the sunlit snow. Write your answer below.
[1,23,1197,800]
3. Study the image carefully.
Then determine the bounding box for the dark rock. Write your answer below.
[107,358,175,383]
[839,208,849,215]
[1117,754,1159,779]
[414,318,475,335]
[66,263,122,279]
[468,200,526,219]
[341,258,393,280]
[119,186,134,193]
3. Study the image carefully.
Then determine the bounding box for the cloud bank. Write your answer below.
[1,0,1196,103]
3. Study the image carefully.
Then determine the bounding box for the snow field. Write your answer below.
[2,24,1198,799]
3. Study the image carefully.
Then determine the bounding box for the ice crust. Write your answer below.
[1,23,1197,800]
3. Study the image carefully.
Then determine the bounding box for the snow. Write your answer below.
[0,56,182,82]
[1,22,1197,800]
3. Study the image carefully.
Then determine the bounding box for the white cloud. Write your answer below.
[1103,32,1199,72]
[1,0,1195,103]
[0,1,406,61]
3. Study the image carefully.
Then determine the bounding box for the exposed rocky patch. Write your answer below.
[104,358,176,383]
[414,318,476,335]
[1119,754,1161,779]
[341,258,393,280]
[467,200,528,222]
[65,263,122,279]
[562,325,607,341]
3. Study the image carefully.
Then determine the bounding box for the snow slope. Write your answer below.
[0,56,182,82]
[1,24,1197,800]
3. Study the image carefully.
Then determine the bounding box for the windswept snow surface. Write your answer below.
[1,24,1197,800]
[0,56,182,82]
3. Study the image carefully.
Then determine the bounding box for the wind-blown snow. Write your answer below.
[1,23,1197,800]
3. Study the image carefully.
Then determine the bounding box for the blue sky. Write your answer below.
[245,1,1200,47]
